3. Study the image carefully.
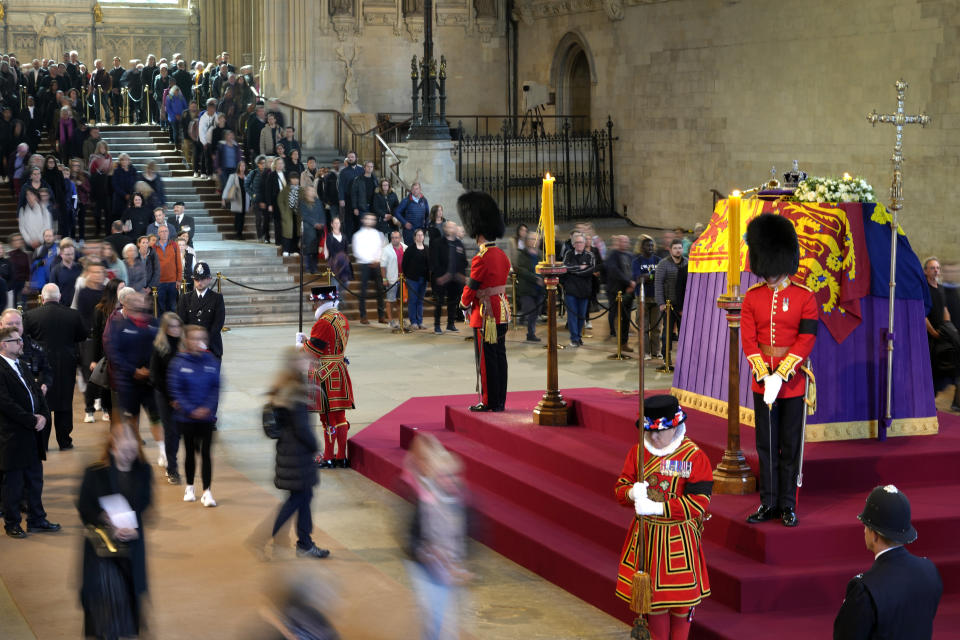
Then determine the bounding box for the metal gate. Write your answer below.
[455,118,616,225]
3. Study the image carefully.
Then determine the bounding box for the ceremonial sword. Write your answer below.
[795,360,812,507]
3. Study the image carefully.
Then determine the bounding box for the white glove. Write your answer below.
[295,332,305,347]
[762,374,783,405]
[634,493,664,516]
[627,481,647,502]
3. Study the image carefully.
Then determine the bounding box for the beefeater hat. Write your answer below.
[457,191,505,241]
[746,212,800,279]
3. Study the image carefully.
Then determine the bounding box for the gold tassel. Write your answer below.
[629,570,653,615]
[483,314,497,344]
[801,364,817,415]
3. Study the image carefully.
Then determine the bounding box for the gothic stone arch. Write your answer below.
[550,31,597,132]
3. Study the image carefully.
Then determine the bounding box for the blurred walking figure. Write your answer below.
[78,419,153,640]
[266,347,330,559]
[404,433,472,640]
[149,312,182,484]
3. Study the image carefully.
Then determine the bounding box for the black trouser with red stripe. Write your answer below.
[753,393,804,511]
[474,323,508,410]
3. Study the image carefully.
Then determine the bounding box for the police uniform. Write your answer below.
[741,213,817,527]
[176,262,226,359]
[303,286,354,468]
[834,485,942,640]
[456,191,511,413]
[615,395,712,640]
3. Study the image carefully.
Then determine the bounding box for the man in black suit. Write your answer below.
[834,485,942,639]
[168,201,195,247]
[177,262,225,358]
[108,57,125,125]
[23,284,87,451]
[0,325,59,538]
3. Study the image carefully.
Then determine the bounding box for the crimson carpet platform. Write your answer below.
[349,388,960,639]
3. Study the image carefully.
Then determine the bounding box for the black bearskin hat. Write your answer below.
[746,213,799,279]
[457,191,505,241]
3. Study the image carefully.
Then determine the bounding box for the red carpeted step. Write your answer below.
[467,484,624,622]
[570,390,960,495]
[422,426,630,551]
[691,593,960,640]
[443,405,630,499]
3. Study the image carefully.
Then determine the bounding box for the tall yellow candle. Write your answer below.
[541,173,556,263]
[727,190,741,296]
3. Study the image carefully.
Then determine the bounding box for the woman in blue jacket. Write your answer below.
[168,324,221,507]
[393,181,429,246]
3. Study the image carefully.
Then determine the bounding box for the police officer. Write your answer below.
[834,485,942,640]
[176,263,226,359]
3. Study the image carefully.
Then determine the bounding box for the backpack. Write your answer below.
[262,403,281,439]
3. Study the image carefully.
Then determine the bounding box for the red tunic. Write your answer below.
[741,280,818,398]
[614,438,712,610]
[460,243,511,329]
[305,309,355,412]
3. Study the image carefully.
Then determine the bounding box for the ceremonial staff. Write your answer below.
[866,79,929,440]
[630,284,652,640]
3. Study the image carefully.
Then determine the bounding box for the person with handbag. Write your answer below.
[149,312,182,484]
[221,159,248,240]
[264,347,329,559]
[77,419,153,639]
[86,280,122,423]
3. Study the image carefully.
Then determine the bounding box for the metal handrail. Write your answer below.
[375,133,409,193]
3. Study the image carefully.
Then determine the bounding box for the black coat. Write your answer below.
[834,546,942,640]
[77,457,153,622]
[429,235,467,282]
[167,213,196,246]
[274,401,318,492]
[176,289,225,358]
[0,356,48,470]
[23,302,87,411]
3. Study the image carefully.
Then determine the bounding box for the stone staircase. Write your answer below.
[96,125,305,326]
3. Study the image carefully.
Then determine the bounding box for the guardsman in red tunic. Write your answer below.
[298,285,355,468]
[458,191,511,412]
[741,213,818,528]
[615,395,712,640]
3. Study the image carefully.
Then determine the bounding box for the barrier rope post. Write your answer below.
[81,86,88,122]
[124,88,131,125]
[151,287,158,316]
[145,87,151,124]
[607,291,631,361]
[216,271,231,332]
[97,87,103,124]
[657,299,675,373]
[393,273,407,334]
[510,271,518,330]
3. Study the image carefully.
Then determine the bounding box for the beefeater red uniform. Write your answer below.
[614,437,712,614]
[305,308,355,463]
[741,278,818,516]
[460,242,511,411]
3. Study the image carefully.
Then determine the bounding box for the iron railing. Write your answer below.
[455,117,616,224]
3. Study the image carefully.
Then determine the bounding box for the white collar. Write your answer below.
[314,301,336,319]
[643,423,686,457]
[0,354,19,370]
[196,288,207,298]
[875,545,902,560]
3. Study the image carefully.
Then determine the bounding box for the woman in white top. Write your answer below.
[18,188,53,248]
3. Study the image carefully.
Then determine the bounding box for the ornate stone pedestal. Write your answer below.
[392,139,465,225]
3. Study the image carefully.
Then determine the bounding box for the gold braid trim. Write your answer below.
[775,353,803,381]
[746,354,770,382]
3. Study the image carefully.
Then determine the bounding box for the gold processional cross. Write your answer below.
[866,79,930,439]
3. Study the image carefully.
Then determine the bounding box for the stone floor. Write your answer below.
[215,321,675,640]
[0,317,677,639]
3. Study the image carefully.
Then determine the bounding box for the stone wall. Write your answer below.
[256,0,509,152]
[514,0,960,258]
[3,0,195,66]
